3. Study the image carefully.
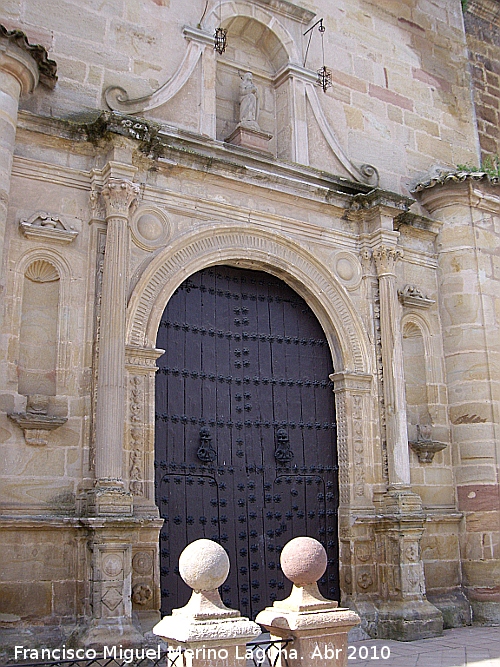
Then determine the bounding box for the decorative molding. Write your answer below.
[24,259,59,282]
[130,206,171,251]
[305,83,379,186]
[8,395,67,446]
[0,24,57,88]
[352,395,365,498]
[20,211,79,244]
[336,392,349,505]
[125,345,165,370]
[398,284,435,310]
[105,38,204,115]
[129,375,144,496]
[331,251,362,290]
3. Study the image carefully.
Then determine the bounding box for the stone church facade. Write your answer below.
[0,0,499,651]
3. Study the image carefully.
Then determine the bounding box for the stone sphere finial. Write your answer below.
[179,539,230,592]
[280,536,327,586]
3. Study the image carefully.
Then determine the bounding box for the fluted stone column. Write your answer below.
[371,243,442,639]
[372,244,411,490]
[0,33,39,300]
[92,177,139,515]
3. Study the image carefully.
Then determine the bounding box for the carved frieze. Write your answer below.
[352,395,365,497]
[129,376,144,496]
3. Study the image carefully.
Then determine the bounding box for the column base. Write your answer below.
[70,618,144,649]
[376,599,443,641]
[86,486,133,517]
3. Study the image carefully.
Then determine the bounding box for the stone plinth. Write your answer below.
[256,537,360,667]
[225,125,273,155]
[153,539,261,666]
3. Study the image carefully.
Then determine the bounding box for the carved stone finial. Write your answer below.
[101,179,140,219]
[373,245,403,276]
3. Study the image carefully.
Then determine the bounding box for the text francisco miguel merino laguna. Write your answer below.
[13,644,348,662]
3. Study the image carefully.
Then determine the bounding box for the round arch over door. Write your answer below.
[155,265,339,619]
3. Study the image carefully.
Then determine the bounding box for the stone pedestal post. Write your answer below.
[0,31,40,316]
[154,539,261,667]
[90,175,139,516]
[257,537,360,667]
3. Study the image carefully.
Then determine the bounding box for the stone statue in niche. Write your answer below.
[226,71,272,155]
[238,71,260,131]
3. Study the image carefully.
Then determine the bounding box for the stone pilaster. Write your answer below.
[125,345,165,517]
[0,32,39,312]
[90,176,139,516]
[274,65,315,165]
[330,371,374,508]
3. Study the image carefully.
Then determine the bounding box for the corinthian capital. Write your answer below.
[101,179,140,218]
[373,244,403,276]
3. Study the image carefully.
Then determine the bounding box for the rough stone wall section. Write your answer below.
[464,1,500,159]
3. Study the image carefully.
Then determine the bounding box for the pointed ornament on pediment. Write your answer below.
[373,245,403,276]
[101,179,140,219]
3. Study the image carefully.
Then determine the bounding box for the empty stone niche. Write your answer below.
[216,16,287,155]
[18,259,60,397]
[402,321,432,448]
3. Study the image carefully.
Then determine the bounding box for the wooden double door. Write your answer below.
[155,265,339,619]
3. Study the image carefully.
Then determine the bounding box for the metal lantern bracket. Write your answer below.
[303,18,332,93]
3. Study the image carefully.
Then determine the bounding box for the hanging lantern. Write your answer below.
[303,18,332,93]
[214,26,227,54]
[317,65,332,93]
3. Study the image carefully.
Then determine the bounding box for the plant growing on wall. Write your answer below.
[457,155,500,178]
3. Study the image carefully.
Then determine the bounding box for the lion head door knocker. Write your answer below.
[197,427,216,463]
[274,428,294,463]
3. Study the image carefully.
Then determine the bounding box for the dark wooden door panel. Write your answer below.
[155,266,339,619]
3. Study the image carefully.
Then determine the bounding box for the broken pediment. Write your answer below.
[19,211,79,244]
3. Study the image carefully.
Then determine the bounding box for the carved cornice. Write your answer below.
[0,24,57,89]
[373,245,403,276]
[101,179,140,219]
[349,189,414,214]
[247,0,316,23]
